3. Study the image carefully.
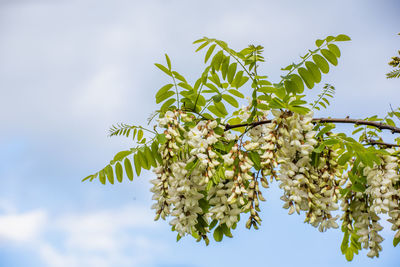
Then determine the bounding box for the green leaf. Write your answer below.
[221,56,230,80]
[232,71,243,88]
[211,50,224,70]
[156,90,174,104]
[290,74,304,93]
[115,162,123,182]
[212,94,222,103]
[209,219,218,230]
[124,158,134,181]
[315,39,324,47]
[208,105,225,117]
[305,61,321,83]
[160,98,176,112]
[284,79,297,94]
[289,100,307,106]
[172,71,187,83]
[156,84,174,99]
[258,86,276,94]
[113,150,133,162]
[237,76,249,88]
[195,40,209,52]
[213,226,223,242]
[324,138,339,146]
[352,182,366,193]
[178,82,193,90]
[222,94,239,108]
[176,234,182,242]
[151,141,162,165]
[81,175,93,182]
[137,129,143,141]
[314,143,325,153]
[345,250,354,261]
[338,152,352,166]
[312,54,330,74]
[327,44,341,58]
[316,125,335,138]
[99,169,106,185]
[298,68,315,89]
[105,164,114,184]
[269,98,285,109]
[386,118,395,127]
[394,237,400,247]
[157,133,167,144]
[215,102,228,116]
[165,54,171,69]
[341,232,349,254]
[134,153,142,176]
[138,150,150,170]
[205,83,219,93]
[285,74,304,94]
[154,63,171,76]
[227,63,237,84]
[205,44,216,63]
[228,89,244,98]
[249,151,261,169]
[144,146,157,168]
[326,36,335,42]
[335,34,351,41]
[221,224,233,238]
[321,49,338,66]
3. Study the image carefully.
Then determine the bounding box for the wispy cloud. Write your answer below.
[0,209,47,243]
[0,204,168,267]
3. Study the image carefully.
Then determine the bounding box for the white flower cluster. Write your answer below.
[388,156,400,246]
[153,111,245,238]
[187,119,221,185]
[208,181,241,228]
[151,110,185,221]
[168,161,205,236]
[269,110,340,231]
[341,152,400,258]
[247,115,277,183]
[150,107,400,254]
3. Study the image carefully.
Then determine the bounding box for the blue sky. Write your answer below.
[0,0,399,266]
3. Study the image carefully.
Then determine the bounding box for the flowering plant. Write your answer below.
[83,35,400,260]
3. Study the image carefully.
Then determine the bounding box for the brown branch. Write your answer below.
[225,117,400,134]
[224,117,400,148]
[366,139,400,148]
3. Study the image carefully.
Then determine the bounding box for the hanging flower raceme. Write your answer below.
[266,110,340,231]
[340,151,400,258]
[151,110,185,221]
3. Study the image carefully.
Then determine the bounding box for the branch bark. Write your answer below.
[225,117,400,134]
[366,139,400,148]
[224,117,400,148]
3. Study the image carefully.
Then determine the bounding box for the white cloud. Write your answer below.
[0,209,47,243]
[0,204,168,267]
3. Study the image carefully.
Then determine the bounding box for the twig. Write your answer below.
[366,140,400,148]
[225,117,400,134]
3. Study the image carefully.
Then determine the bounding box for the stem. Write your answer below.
[171,73,180,111]
[365,139,400,148]
[225,117,400,134]
[138,126,157,135]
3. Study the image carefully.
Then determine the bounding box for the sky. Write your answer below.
[0,0,399,266]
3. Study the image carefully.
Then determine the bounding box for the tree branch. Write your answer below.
[225,117,400,134]
[365,139,400,148]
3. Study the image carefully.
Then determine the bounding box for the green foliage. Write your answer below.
[312,84,335,110]
[83,33,400,261]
